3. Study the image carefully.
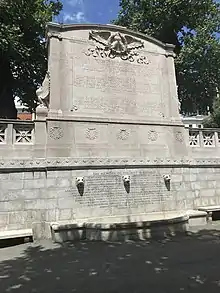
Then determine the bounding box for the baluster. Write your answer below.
[214,131,218,147]
[199,129,203,147]
[6,123,13,145]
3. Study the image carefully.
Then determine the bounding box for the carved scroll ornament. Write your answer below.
[85,30,149,64]
[36,71,50,108]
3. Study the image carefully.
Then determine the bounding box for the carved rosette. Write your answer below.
[117,129,130,140]
[85,128,98,140]
[85,30,149,64]
[49,126,64,140]
[148,130,158,142]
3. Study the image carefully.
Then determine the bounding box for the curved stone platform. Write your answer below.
[50,212,190,243]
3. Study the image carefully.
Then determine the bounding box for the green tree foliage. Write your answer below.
[114,0,220,116]
[0,0,62,118]
[203,89,220,127]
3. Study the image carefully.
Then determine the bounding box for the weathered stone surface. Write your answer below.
[1,24,220,240]
[43,23,187,158]
[0,164,220,238]
[0,228,32,240]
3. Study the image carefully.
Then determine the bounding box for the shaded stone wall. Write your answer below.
[0,158,220,238]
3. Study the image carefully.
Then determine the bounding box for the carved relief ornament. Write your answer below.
[36,71,50,109]
[85,30,149,64]
[117,129,130,140]
[148,130,158,142]
[49,126,64,140]
[85,128,98,140]
[47,32,62,41]
[1,157,220,170]
[175,131,184,142]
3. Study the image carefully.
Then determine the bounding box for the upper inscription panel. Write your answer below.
[48,24,175,120]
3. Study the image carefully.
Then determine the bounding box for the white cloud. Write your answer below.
[63,11,87,23]
[61,0,88,23]
[66,0,84,8]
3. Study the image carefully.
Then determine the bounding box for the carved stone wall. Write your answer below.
[1,158,220,238]
[1,25,219,239]
[44,23,187,159]
[57,31,176,121]
[47,24,179,121]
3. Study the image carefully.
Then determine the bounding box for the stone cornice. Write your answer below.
[0,157,220,171]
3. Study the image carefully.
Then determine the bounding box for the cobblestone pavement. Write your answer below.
[1,225,220,293]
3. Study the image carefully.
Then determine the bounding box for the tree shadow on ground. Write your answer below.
[1,228,220,293]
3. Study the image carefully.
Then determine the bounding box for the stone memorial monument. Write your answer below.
[6,23,220,240]
[34,23,190,227]
[41,23,187,160]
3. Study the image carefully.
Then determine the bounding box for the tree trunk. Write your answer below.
[0,54,17,119]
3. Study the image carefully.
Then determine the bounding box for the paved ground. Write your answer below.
[1,225,220,293]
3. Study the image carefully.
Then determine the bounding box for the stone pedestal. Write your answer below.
[34,106,48,156]
[36,105,48,120]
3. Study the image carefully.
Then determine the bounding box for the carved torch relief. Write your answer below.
[84,30,149,64]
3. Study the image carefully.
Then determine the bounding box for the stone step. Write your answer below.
[186,210,207,218]
[50,213,189,243]
[0,229,33,240]
[197,206,220,212]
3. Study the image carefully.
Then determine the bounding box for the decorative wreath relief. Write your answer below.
[85,128,98,140]
[175,131,184,142]
[148,130,158,142]
[49,126,64,140]
[117,129,130,140]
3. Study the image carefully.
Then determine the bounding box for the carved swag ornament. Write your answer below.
[85,30,148,64]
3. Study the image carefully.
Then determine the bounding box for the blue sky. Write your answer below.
[55,0,120,24]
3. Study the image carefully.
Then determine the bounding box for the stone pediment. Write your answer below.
[46,23,175,53]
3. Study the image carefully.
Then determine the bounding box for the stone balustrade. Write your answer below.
[0,120,35,145]
[1,120,220,149]
[188,128,220,148]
